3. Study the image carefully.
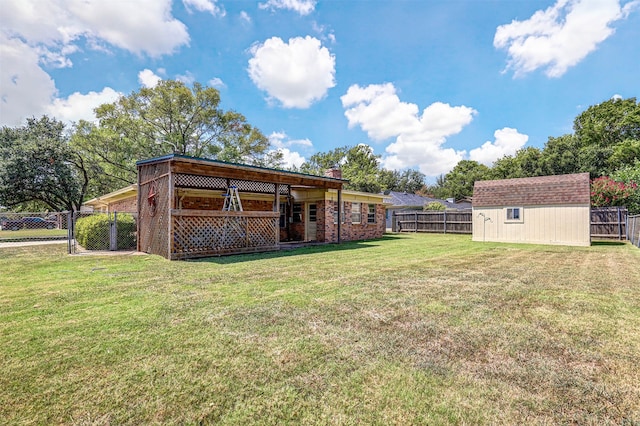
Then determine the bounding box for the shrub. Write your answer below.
[424,201,446,211]
[590,176,638,210]
[75,213,136,250]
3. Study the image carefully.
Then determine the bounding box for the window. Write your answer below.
[506,207,523,222]
[292,203,303,223]
[367,204,376,224]
[308,204,317,222]
[351,203,361,224]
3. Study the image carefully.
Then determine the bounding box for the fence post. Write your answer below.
[618,207,622,240]
[414,212,417,233]
[66,211,73,254]
[443,210,447,234]
[110,211,117,251]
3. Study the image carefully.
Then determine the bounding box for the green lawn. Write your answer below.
[1,234,639,425]
[0,228,67,240]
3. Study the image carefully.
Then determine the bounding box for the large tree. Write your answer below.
[0,116,88,211]
[573,97,640,176]
[299,144,424,193]
[72,80,280,197]
[433,160,491,200]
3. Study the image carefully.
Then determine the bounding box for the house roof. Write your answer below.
[83,184,137,209]
[472,173,591,207]
[384,191,471,210]
[137,154,346,189]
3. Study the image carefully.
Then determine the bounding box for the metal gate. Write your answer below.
[68,211,138,254]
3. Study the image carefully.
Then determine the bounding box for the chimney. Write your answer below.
[324,166,342,179]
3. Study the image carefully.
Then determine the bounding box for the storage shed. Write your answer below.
[472,173,591,246]
[132,154,388,259]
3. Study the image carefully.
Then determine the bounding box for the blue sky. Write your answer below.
[1,0,639,181]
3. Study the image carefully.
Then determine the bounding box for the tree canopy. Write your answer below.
[72,80,280,198]
[299,144,425,193]
[0,116,88,211]
[430,97,640,208]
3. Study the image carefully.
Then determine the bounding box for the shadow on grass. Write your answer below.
[591,240,628,246]
[191,234,404,264]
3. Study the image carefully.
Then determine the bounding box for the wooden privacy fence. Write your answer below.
[590,207,627,240]
[393,210,472,234]
[627,215,640,248]
[394,207,631,241]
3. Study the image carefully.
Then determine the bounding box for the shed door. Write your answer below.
[306,203,317,241]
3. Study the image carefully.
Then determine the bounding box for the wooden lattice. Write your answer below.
[175,173,289,195]
[138,162,170,258]
[172,212,278,259]
[175,174,227,190]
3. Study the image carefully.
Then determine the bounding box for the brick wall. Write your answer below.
[108,197,137,212]
[180,197,272,211]
[321,200,385,243]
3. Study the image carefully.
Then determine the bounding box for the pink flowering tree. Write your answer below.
[590,176,638,208]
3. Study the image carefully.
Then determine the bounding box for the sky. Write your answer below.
[1,0,639,182]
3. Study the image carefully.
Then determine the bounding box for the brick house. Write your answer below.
[472,173,591,246]
[84,154,390,259]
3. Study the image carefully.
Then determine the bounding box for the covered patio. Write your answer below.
[137,154,345,259]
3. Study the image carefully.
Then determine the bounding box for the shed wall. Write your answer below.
[472,204,590,246]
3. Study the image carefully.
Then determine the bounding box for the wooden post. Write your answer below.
[618,207,622,240]
[414,212,417,233]
[443,210,447,234]
[274,184,280,246]
[337,190,342,243]
[168,163,174,259]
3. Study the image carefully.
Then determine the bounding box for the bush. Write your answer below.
[75,213,136,250]
[424,201,446,211]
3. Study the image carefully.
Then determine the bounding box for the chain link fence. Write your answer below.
[0,211,69,242]
[69,211,137,254]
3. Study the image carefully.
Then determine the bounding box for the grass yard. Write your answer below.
[1,234,639,425]
[0,228,67,240]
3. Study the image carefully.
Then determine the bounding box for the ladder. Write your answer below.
[222,186,243,211]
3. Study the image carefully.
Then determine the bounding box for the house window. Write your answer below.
[367,204,376,224]
[351,203,361,224]
[506,207,523,222]
[292,203,303,223]
[308,204,317,222]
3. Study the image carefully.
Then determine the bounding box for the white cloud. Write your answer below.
[1,0,190,58]
[182,0,225,17]
[611,93,623,100]
[138,69,163,88]
[0,0,190,125]
[268,131,312,168]
[47,87,121,125]
[469,128,529,166]
[248,36,335,108]
[208,77,226,88]
[0,35,56,126]
[341,83,476,176]
[258,0,316,15]
[494,0,638,78]
[240,11,252,23]
[176,71,196,85]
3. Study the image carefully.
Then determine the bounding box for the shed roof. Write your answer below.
[472,173,590,207]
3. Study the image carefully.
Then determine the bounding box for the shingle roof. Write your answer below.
[472,173,590,207]
[385,191,472,210]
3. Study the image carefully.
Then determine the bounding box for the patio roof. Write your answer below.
[137,154,346,190]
